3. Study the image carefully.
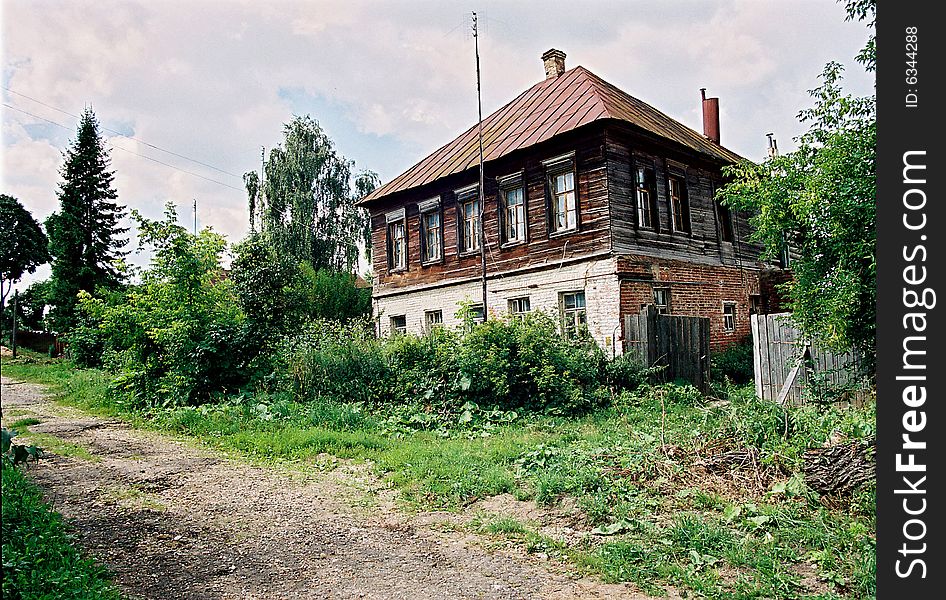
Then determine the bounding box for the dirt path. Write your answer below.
[1,377,657,600]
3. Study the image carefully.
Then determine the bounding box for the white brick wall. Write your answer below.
[373,257,623,356]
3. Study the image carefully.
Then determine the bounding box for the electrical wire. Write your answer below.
[3,86,242,179]
[2,103,244,192]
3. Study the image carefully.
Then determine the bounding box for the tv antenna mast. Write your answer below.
[473,11,487,316]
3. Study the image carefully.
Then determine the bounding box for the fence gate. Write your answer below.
[750,312,868,405]
[624,305,710,391]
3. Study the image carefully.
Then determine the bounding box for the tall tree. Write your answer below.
[0,194,50,327]
[45,108,128,332]
[717,0,876,364]
[245,115,377,273]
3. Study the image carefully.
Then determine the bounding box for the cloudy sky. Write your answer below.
[2,0,873,285]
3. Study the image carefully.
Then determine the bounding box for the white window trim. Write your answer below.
[722,302,737,332]
[385,207,406,224]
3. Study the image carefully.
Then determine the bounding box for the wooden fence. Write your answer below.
[750,312,869,405]
[624,305,710,391]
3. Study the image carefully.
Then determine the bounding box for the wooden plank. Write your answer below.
[751,314,763,399]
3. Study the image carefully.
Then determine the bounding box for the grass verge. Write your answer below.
[1,464,121,599]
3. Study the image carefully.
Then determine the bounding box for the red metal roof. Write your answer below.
[360,66,743,205]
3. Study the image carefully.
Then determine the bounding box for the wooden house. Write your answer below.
[358,49,780,353]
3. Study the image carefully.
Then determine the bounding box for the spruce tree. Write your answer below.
[46,108,128,332]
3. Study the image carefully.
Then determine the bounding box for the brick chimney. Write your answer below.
[542,49,566,79]
[700,88,720,144]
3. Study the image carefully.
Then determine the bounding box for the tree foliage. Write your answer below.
[0,195,49,315]
[75,204,245,406]
[717,0,876,364]
[45,108,128,332]
[245,115,377,273]
[230,234,371,348]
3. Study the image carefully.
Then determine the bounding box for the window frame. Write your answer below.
[543,152,578,237]
[667,172,691,235]
[385,208,407,272]
[559,290,587,338]
[507,296,531,316]
[456,184,481,255]
[424,309,443,331]
[653,286,671,315]
[418,197,443,265]
[497,171,527,247]
[633,161,659,231]
[722,302,737,332]
[390,314,407,335]
[468,303,485,325]
[716,198,734,243]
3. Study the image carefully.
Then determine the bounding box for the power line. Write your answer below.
[2,103,245,192]
[2,86,242,179]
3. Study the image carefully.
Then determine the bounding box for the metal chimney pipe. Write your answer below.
[701,88,720,144]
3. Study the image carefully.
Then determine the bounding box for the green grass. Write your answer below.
[1,464,121,599]
[1,354,876,599]
[1,413,98,463]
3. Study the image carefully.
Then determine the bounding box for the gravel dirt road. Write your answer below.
[1,376,663,600]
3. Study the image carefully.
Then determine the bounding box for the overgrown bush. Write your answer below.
[456,313,606,414]
[711,338,754,384]
[279,312,609,416]
[79,205,252,407]
[280,318,390,405]
[231,235,371,347]
[605,353,654,393]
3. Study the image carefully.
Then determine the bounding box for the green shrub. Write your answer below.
[78,205,252,407]
[279,312,608,416]
[711,338,754,384]
[604,353,653,393]
[280,318,390,405]
[454,312,605,414]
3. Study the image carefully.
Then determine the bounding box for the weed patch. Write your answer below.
[1,465,120,599]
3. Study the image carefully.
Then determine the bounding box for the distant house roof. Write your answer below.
[360,65,744,206]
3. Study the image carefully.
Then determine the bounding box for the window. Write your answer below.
[421,209,442,262]
[502,186,526,244]
[387,220,406,271]
[635,165,659,229]
[749,295,762,315]
[390,315,407,334]
[668,175,691,234]
[653,287,671,315]
[716,199,734,242]
[468,303,485,324]
[560,291,586,338]
[543,152,577,234]
[723,302,737,332]
[456,186,481,253]
[550,170,577,232]
[424,310,443,331]
[498,171,526,245]
[507,297,531,316]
